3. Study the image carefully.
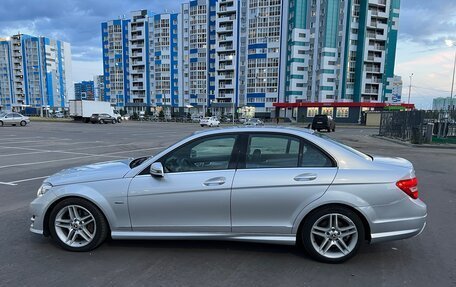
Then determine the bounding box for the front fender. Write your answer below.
[49,178,132,231]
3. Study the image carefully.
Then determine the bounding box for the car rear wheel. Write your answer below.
[20,120,27,126]
[0,121,3,127]
[111,119,116,124]
[48,198,108,252]
[99,120,104,124]
[301,206,364,263]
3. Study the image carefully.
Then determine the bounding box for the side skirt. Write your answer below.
[111,231,297,245]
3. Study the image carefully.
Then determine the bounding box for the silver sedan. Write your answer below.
[0,112,30,126]
[30,127,427,263]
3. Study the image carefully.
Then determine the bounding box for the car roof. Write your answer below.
[192,126,314,136]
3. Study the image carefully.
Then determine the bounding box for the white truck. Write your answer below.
[69,100,121,123]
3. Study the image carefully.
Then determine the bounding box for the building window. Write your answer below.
[307,107,319,118]
[321,107,333,116]
[336,107,349,118]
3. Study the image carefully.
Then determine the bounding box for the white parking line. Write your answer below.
[0,137,43,142]
[0,139,73,148]
[0,151,53,157]
[0,154,124,169]
[0,146,164,169]
[103,146,164,155]
[0,182,17,186]
[9,176,49,184]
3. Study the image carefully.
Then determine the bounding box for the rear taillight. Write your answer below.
[396,177,419,199]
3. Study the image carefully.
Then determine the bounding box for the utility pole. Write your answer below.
[407,73,413,104]
[449,47,456,111]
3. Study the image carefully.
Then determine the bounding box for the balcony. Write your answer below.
[364,88,379,94]
[365,67,381,73]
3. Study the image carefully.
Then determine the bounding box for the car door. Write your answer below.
[128,134,240,232]
[3,113,15,125]
[13,113,23,124]
[231,132,338,234]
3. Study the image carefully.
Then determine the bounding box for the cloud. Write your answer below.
[399,0,456,47]
[0,0,186,64]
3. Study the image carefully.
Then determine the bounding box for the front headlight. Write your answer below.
[37,183,53,197]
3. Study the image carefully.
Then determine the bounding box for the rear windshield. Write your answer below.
[314,133,372,161]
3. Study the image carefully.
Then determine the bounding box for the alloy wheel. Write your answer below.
[310,213,358,259]
[54,205,96,248]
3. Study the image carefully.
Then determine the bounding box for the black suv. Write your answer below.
[90,113,117,124]
[311,114,336,132]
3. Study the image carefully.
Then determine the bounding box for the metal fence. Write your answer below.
[379,110,456,143]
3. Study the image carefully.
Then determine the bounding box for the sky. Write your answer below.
[1,0,455,109]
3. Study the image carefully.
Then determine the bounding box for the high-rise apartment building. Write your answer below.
[0,34,73,112]
[150,12,180,115]
[285,0,400,104]
[102,18,130,108]
[74,81,95,101]
[93,75,105,101]
[101,0,402,119]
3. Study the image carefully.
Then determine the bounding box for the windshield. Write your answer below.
[313,133,372,161]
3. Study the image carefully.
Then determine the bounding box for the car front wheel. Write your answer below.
[301,206,364,263]
[20,120,27,126]
[49,198,108,252]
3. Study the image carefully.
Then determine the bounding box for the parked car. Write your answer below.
[244,118,264,126]
[30,127,426,263]
[200,116,220,127]
[0,112,30,127]
[90,113,117,124]
[191,115,203,123]
[121,114,130,121]
[52,112,65,118]
[312,114,336,132]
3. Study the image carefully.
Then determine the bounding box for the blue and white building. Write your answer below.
[0,34,73,112]
[101,17,130,108]
[101,0,401,118]
[74,81,95,101]
[150,12,180,115]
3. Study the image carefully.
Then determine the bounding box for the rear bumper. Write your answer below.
[369,215,427,243]
[360,197,427,243]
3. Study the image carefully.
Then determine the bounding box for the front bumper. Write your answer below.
[29,191,57,236]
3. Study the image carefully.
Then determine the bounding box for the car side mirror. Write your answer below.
[150,162,164,177]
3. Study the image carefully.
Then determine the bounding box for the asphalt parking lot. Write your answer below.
[0,121,455,286]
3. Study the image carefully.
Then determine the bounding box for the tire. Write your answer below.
[20,120,27,126]
[301,206,364,263]
[111,119,116,124]
[332,128,335,132]
[317,129,321,132]
[48,198,109,252]
[99,120,104,124]
[117,118,122,123]
[0,121,3,127]
[200,124,204,127]
[327,128,331,132]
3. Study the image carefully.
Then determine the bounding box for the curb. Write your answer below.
[371,135,456,149]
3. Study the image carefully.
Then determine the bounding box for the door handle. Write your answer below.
[203,177,226,186]
[294,173,317,181]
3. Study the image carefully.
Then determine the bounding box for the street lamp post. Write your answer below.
[232,98,235,125]
[448,41,456,111]
[407,73,413,104]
